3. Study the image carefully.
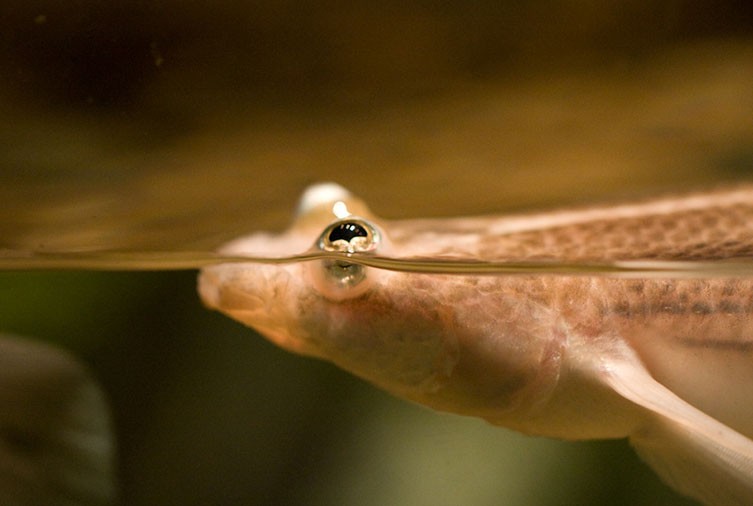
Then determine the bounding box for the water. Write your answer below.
[3,249,753,278]
[1,8,750,506]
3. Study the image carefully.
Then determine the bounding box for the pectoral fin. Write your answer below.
[0,334,115,505]
[603,355,753,506]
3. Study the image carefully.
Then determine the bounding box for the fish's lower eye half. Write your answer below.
[327,260,366,285]
[308,259,373,301]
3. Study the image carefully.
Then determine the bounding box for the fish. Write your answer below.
[0,334,115,505]
[198,182,753,505]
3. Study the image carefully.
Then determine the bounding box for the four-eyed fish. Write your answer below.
[198,182,753,505]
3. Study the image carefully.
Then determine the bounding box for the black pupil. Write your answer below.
[328,222,368,243]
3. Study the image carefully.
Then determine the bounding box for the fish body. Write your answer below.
[199,183,753,505]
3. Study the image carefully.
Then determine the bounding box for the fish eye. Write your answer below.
[319,219,380,253]
[311,218,381,300]
[328,221,367,242]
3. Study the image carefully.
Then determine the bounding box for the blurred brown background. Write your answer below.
[1,1,752,504]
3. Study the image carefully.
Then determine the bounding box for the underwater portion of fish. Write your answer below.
[199,183,753,506]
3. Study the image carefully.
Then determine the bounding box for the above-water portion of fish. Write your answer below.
[198,182,753,506]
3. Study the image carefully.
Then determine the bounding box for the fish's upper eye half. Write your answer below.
[328,222,368,242]
[319,218,381,254]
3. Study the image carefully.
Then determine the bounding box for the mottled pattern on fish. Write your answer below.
[387,186,753,261]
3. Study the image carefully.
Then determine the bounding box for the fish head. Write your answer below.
[198,183,562,418]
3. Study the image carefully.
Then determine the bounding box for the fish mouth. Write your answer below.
[197,265,318,357]
[196,269,221,309]
[197,268,266,312]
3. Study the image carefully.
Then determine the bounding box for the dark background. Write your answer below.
[2,1,753,504]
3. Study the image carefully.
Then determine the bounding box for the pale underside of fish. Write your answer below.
[198,182,753,506]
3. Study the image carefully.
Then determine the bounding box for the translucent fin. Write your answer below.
[603,354,753,506]
[0,334,115,506]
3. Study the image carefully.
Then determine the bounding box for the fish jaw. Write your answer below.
[199,253,574,427]
[197,258,462,398]
[198,261,323,359]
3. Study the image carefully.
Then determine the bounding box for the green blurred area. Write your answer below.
[1,1,752,504]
